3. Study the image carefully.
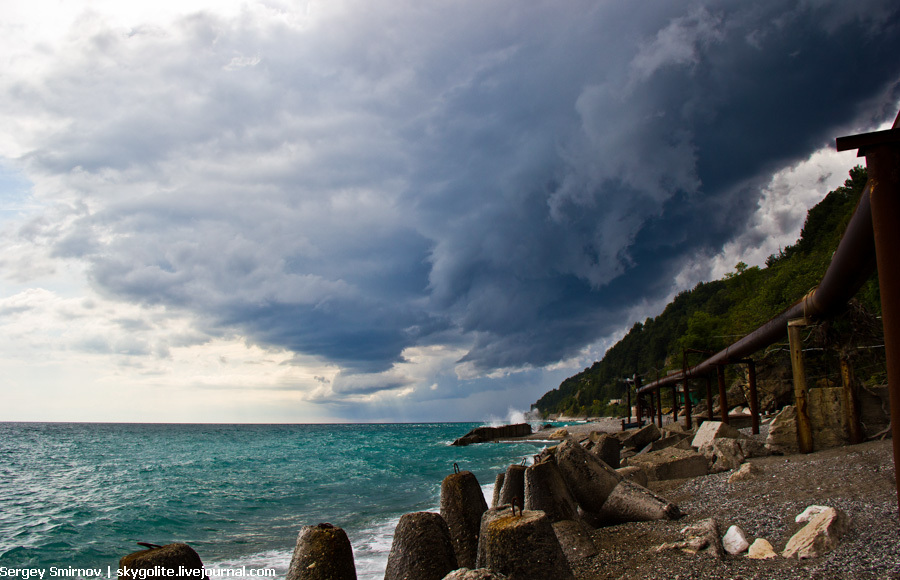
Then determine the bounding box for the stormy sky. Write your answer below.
[1,0,899,422]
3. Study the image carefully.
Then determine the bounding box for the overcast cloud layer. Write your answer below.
[1,0,899,422]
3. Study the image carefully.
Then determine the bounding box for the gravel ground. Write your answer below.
[570,436,900,580]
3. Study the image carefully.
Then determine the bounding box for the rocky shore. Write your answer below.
[119,418,899,580]
[574,435,899,579]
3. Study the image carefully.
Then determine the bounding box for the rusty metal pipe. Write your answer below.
[638,113,899,399]
[638,181,876,396]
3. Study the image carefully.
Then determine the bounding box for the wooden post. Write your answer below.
[840,353,863,445]
[716,365,729,424]
[705,374,714,422]
[747,359,760,435]
[788,318,814,454]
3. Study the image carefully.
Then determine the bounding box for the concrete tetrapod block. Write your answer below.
[384,512,458,580]
[286,524,357,580]
[497,465,526,508]
[615,466,648,487]
[491,472,505,509]
[523,460,578,523]
[595,479,682,524]
[441,470,489,569]
[119,543,207,580]
[554,439,622,513]
[475,507,574,580]
[551,520,598,564]
[589,433,621,468]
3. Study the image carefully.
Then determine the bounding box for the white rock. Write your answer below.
[747,538,778,560]
[722,525,749,555]
[795,505,830,523]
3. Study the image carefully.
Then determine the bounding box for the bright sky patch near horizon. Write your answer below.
[1,0,899,423]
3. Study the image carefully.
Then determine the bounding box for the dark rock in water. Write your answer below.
[119,543,207,580]
[589,433,621,469]
[551,519,598,563]
[497,465,526,508]
[554,439,621,513]
[441,470,488,569]
[476,507,574,580]
[385,512,457,580]
[524,460,578,523]
[286,523,357,580]
[442,569,508,579]
[452,424,533,446]
[491,472,505,509]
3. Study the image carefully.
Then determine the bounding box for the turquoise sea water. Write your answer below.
[0,422,551,579]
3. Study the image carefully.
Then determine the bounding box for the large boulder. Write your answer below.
[524,460,579,523]
[782,506,850,559]
[476,507,574,580]
[554,439,621,512]
[286,524,357,580]
[698,438,746,473]
[624,448,709,481]
[766,405,799,454]
[691,421,744,449]
[119,544,207,580]
[441,470,489,569]
[385,512,457,580]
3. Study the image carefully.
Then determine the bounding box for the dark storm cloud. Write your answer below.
[6,0,900,392]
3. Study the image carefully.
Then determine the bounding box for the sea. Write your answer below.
[0,421,559,580]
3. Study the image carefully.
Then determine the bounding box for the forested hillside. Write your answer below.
[533,166,883,417]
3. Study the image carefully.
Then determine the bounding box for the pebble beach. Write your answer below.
[523,420,900,580]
